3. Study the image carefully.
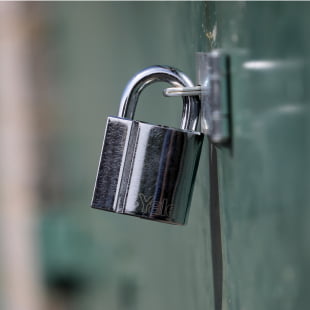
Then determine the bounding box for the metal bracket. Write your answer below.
[164,51,231,144]
[197,51,230,144]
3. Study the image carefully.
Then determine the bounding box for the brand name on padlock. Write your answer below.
[137,193,175,217]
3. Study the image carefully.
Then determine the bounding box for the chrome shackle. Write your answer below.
[118,65,200,131]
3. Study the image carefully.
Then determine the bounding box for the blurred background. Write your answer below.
[0,2,211,310]
[2,2,310,310]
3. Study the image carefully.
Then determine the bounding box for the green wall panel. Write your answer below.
[40,2,310,310]
[40,3,212,310]
[208,2,310,310]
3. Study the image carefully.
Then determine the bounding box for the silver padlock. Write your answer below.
[91,66,203,225]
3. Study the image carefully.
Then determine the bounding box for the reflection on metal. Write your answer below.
[164,51,231,144]
[92,66,203,225]
[197,51,231,144]
[164,86,202,97]
[118,65,200,131]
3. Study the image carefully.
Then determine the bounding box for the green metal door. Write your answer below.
[39,2,310,310]
[209,2,310,310]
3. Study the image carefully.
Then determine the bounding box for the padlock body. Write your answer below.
[91,116,203,225]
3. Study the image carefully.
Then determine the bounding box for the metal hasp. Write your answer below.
[197,51,231,144]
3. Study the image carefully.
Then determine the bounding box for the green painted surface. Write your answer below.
[40,2,310,310]
[208,2,310,310]
[40,3,212,310]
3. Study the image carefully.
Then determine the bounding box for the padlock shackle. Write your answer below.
[118,66,200,131]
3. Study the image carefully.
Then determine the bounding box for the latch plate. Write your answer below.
[164,51,231,144]
[196,51,230,144]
